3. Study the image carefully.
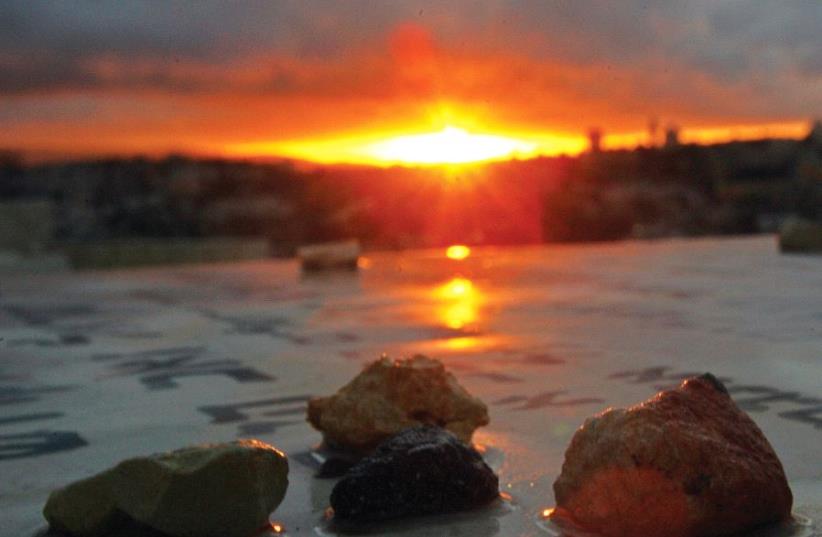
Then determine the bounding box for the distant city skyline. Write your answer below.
[2,2,821,164]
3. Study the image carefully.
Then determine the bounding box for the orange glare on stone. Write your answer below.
[436,335,484,350]
[444,277,472,297]
[446,244,471,260]
[435,277,480,330]
[443,303,475,329]
[541,508,555,519]
[559,467,690,537]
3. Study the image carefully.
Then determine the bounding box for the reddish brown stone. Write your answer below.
[553,374,792,537]
[307,355,489,453]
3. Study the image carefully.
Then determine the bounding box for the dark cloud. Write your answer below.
[0,1,403,62]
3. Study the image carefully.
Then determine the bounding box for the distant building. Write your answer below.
[808,119,822,146]
[664,124,680,148]
[588,128,603,153]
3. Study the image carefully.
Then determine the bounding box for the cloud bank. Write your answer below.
[2,1,821,155]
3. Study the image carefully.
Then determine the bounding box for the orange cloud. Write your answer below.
[1,4,819,161]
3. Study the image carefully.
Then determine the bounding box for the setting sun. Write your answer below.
[366,126,537,165]
[224,118,588,166]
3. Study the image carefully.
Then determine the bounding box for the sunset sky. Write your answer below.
[2,1,822,164]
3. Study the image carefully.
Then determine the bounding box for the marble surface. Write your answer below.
[1,235,820,537]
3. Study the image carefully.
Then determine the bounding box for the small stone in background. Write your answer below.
[779,216,822,253]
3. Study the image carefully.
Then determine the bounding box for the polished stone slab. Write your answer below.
[1,235,820,536]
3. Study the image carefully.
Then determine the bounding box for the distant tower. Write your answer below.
[648,117,659,148]
[588,128,602,153]
[809,119,822,145]
[664,124,680,148]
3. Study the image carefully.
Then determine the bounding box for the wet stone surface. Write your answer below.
[1,237,820,536]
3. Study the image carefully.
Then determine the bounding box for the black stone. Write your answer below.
[697,372,729,395]
[330,426,499,522]
[317,455,358,478]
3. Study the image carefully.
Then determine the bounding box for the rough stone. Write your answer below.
[330,426,499,522]
[307,354,489,453]
[43,439,289,537]
[553,373,792,537]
